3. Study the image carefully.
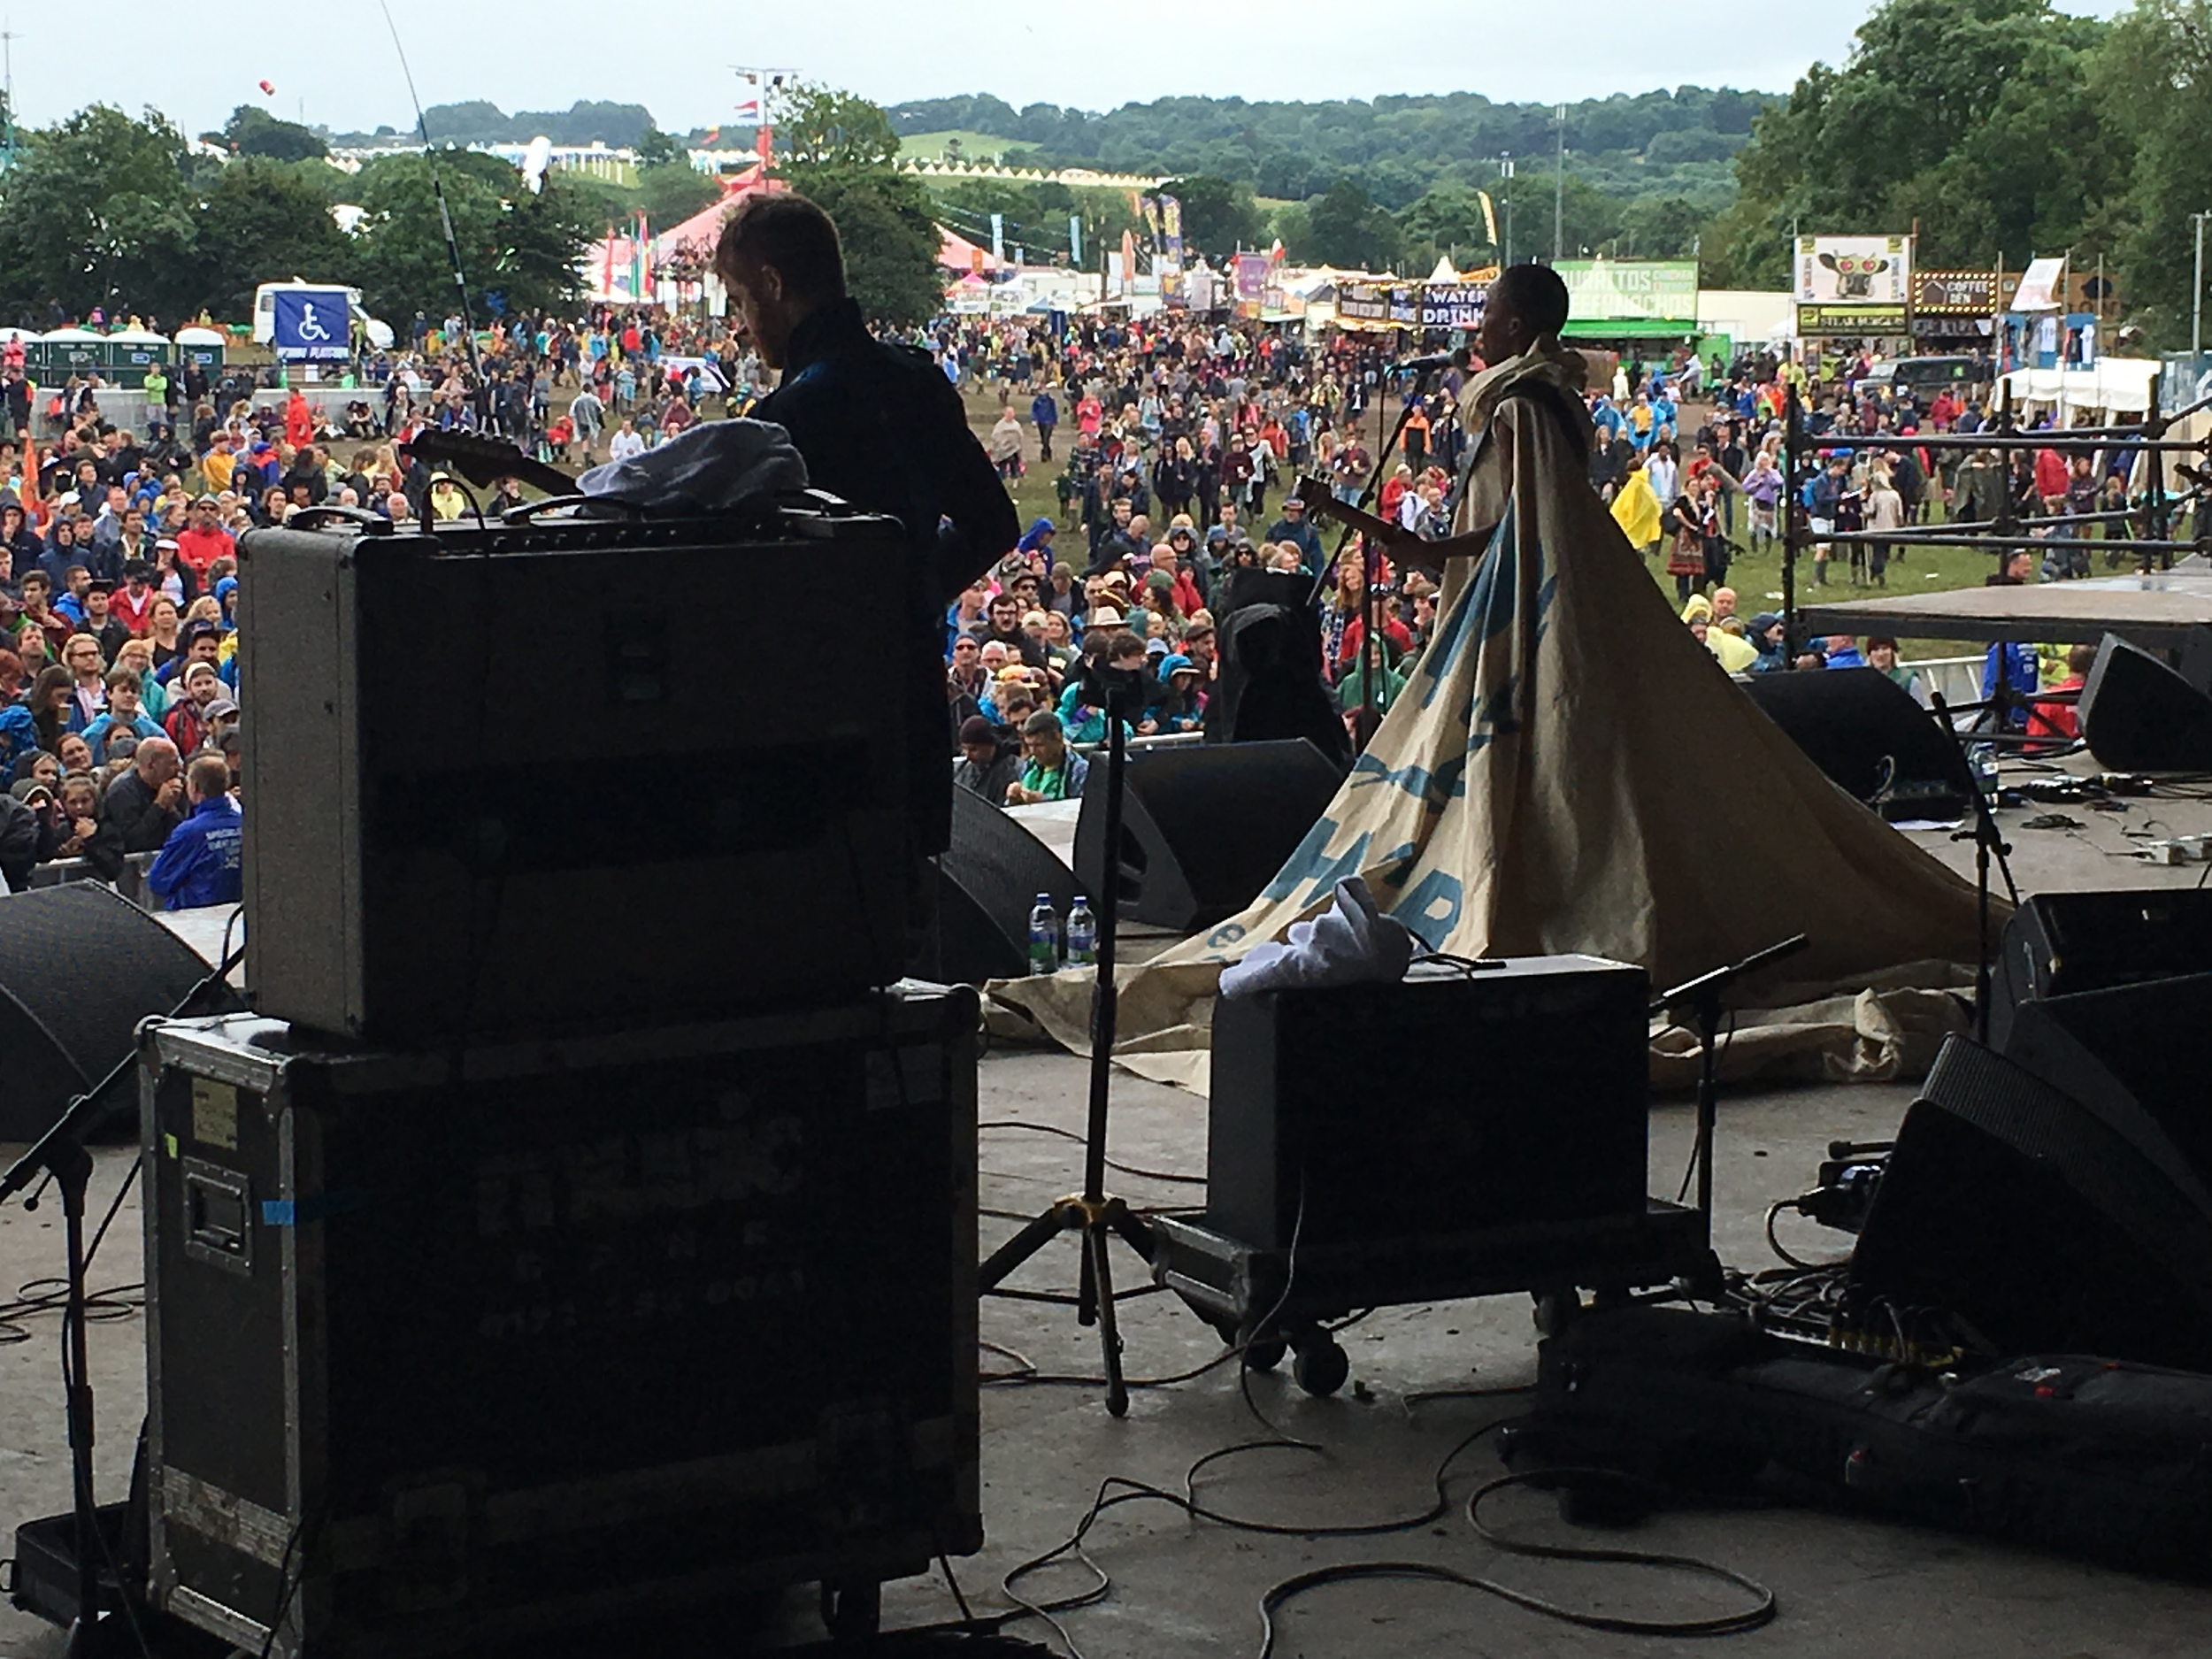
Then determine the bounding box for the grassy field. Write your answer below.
[899,130,1041,164]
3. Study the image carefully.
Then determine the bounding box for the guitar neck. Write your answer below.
[1313,496,1399,544]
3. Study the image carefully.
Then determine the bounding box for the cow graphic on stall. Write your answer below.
[1818,251,1892,299]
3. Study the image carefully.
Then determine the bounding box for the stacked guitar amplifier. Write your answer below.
[141,502,980,1656]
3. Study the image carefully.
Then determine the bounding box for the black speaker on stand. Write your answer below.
[2079,634,2212,772]
[0,884,244,1140]
[937,787,1083,984]
[1073,739,1344,932]
[1988,888,2212,1048]
[1740,667,1973,818]
[1851,1033,2212,1373]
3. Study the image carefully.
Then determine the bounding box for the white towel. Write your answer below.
[578,419,808,511]
[1217,876,1417,998]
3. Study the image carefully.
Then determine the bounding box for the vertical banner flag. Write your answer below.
[1069,215,1082,266]
[1121,228,1136,293]
[1160,195,1185,304]
[990,213,1005,263]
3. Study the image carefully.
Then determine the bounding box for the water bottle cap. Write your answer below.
[1034,892,1051,902]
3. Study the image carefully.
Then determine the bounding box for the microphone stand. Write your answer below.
[976,666,1154,1417]
[1334,364,1443,727]
[0,938,247,1657]
[1929,690,2020,1044]
[1649,934,1809,1252]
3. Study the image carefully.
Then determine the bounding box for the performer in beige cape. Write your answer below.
[994,265,1991,1090]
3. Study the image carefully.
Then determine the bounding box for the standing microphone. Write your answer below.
[1390,348,1471,377]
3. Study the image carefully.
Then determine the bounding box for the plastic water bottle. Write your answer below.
[1027,894,1061,975]
[1969,741,2000,800]
[1065,896,1097,969]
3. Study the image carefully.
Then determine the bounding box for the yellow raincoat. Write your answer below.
[1610,468,1661,549]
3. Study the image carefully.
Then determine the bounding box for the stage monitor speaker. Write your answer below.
[1740,666,1970,818]
[2079,634,2212,772]
[1850,1034,2212,1373]
[2001,972,2212,1187]
[0,883,242,1140]
[937,787,1083,984]
[1988,888,2212,1048]
[1074,739,1343,932]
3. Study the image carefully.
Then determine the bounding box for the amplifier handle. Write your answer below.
[501,494,646,524]
[288,504,394,534]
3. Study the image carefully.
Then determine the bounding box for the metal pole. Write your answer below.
[1994,380,2016,583]
[2193,211,2208,362]
[1783,384,1801,660]
[1501,155,1513,266]
[1553,105,1565,263]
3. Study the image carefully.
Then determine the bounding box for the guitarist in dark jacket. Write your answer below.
[714,193,1018,863]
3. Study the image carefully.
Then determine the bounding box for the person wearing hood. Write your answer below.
[1747,612,1788,674]
[0,501,38,574]
[953,713,1022,806]
[1148,653,1207,733]
[1609,453,1662,557]
[1335,635,1408,716]
[1015,518,1057,569]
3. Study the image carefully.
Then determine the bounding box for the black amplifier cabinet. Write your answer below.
[239,503,910,1043]
[1207,956,1650,1251]
[140,987,978,1659]
[1988,887,2212,1048]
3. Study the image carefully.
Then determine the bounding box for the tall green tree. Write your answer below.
[0,105,196,321]
[775,87,947,329]
[634,124,687,169]
[219,104,327,163]
[1299,179,1403,271]
[189,158,354,317]
[2095,0,2212,343]
[783,163,946,329]
[777,84,901,169]
[1156,174,1262,257]
[349,150,591,321]
[1726,0,2127,268]
[1396,182,1495,266]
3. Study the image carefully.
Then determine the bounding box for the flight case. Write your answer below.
[140,986,978,1656]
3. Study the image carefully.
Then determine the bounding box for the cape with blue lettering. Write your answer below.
[992,341,1991,1091]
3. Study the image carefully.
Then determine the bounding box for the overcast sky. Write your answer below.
[5,0,2135,139]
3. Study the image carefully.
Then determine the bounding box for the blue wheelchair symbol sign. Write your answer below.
[272,290,349,362]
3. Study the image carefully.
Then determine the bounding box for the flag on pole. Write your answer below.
[1477,190,1501,250]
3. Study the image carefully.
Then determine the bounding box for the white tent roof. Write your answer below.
[1428,254,1458,282]
[2000,357,2160,414]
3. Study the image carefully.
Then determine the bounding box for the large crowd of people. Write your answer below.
[1,280,2131,901]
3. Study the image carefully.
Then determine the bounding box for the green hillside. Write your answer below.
[898,130,1041,164]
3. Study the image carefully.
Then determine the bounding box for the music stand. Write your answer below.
[975,664,1156,1416]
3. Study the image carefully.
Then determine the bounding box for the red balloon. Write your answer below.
[257,79,275,96]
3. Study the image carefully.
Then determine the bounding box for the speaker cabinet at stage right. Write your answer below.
[1206,956,1651,1253]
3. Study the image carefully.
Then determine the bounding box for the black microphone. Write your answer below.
[1390,349,1470,377]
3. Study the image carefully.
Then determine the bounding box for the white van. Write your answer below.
[251,281,396,351]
